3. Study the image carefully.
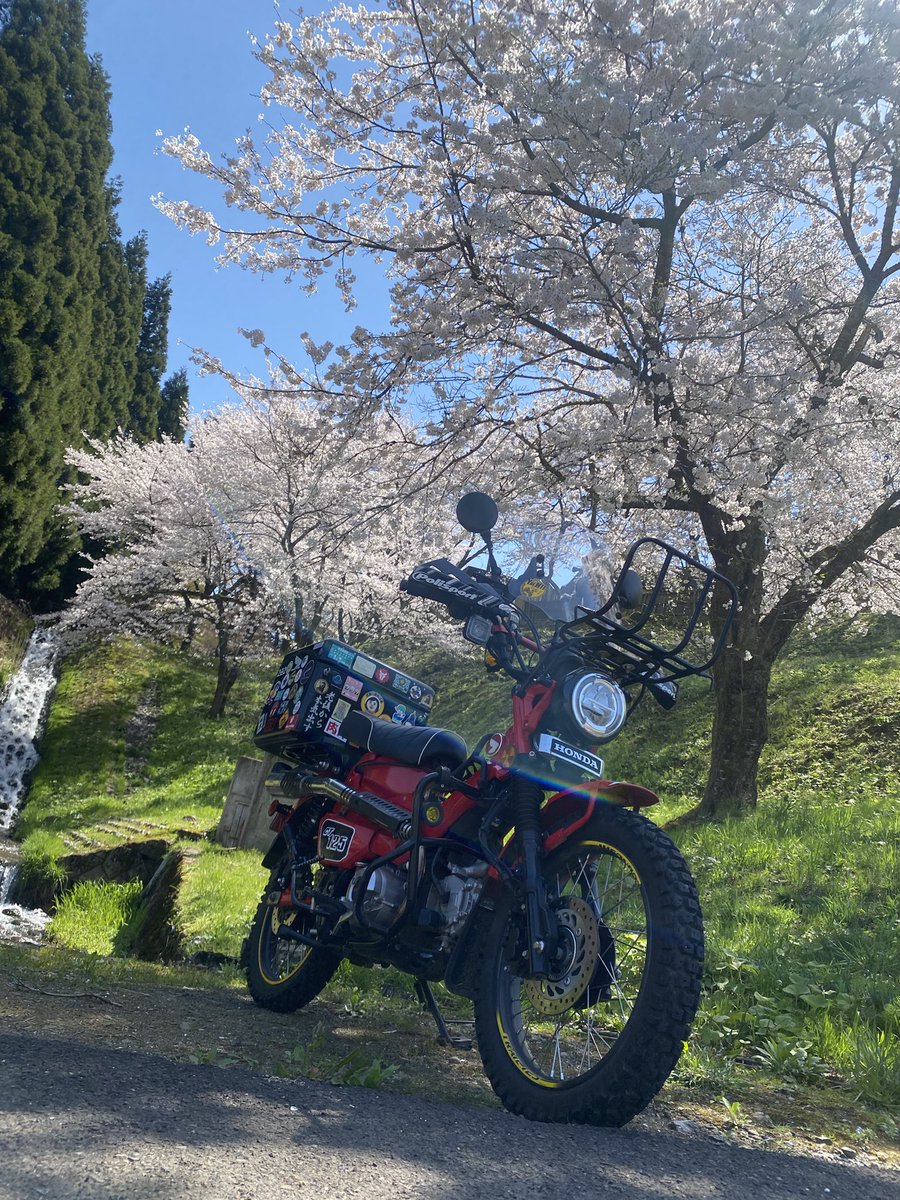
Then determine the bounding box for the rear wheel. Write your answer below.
[245,851,342,1013]
[473,804,703,1126]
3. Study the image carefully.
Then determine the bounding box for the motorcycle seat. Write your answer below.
[342,710,467,769]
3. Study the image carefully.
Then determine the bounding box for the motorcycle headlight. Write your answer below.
[565,672,627,742]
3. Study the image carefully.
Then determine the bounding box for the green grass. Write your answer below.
[47,880,143,956]
[13,618,900,1122]
[674,786,900,1107]
[178,844,268,959]
[414,642,510,745]
[18,639,270,860]
[17,637,275,962]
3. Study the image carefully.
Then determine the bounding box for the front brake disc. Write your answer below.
[522,896,600,1016]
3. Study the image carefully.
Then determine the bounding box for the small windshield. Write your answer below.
[510,548,612,627]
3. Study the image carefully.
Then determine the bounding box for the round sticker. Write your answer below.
[361,691,385,718]
[314,678,330,695]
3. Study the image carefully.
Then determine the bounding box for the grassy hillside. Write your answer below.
[9,620,900,1124]
[16,639,272,929]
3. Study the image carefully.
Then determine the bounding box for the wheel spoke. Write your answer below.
[496,841,651,1083]
[550,1020,566,1080]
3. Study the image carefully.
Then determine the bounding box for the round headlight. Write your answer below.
[566,672,627,742]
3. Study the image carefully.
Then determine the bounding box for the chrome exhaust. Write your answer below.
[265,764,413,839]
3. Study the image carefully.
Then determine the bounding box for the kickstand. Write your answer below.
[413,979,473,1051]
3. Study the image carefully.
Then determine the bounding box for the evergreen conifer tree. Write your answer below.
[0,0,187,604]
[0,0,110,599]
[158,367,189,442]
[131,274,172,441]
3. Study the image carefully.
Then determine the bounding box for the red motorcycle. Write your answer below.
[245,493,737,1125]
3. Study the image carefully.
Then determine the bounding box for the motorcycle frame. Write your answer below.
[268,674,657,985]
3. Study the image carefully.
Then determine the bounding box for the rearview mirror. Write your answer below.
[456,491,499,534]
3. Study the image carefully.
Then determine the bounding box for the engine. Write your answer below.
[345,863,408,932]
[424,857,488,951]
[343,854,487,945]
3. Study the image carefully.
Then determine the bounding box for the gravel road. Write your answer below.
[1,1027,897,1200]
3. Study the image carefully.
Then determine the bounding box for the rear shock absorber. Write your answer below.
[512,770,557,977]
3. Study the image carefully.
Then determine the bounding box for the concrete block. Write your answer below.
[216,755,276,853]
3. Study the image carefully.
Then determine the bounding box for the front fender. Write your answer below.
[540,780,659,856]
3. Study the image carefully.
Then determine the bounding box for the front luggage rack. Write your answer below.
[561,538,739,684]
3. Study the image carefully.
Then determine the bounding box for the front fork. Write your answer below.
[512,769,559,977]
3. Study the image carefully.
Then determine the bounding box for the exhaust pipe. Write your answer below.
[265,765,413,839]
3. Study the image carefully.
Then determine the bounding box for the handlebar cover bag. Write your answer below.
[400,558,505,619]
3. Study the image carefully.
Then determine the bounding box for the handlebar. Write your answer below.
[403,534,738,694]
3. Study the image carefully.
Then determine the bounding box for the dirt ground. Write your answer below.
[0,949,897,1177]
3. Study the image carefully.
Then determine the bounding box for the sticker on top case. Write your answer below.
[361,691,385,718]
[326,644,356,669]
[353,655,376,679]
[333,699,351,722]
[324,717,345,741]
[341,676,364,701]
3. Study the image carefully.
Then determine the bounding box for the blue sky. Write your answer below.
[85,1,385,416]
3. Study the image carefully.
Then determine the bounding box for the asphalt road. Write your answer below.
[0,1029,896,1200]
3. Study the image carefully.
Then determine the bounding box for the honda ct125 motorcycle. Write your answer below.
[245,493,737,1126]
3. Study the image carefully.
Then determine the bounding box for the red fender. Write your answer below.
[540,780,659,856]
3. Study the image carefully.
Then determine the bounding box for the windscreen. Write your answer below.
[510,547,612,627]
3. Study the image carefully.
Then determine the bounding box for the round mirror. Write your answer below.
[456,491,499,534]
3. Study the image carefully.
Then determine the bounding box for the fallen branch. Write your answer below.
[8,974,124,1008]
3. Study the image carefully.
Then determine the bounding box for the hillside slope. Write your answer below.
[10,619,900,1115]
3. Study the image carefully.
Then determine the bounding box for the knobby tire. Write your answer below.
[473,803,704,1126]
[245,853,341,1013]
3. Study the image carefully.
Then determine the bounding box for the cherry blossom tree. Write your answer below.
[62,395,457,715]
[63,434,272,717]
[157,0,900,813]
[186,379,459,646]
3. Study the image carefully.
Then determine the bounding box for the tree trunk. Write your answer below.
[179,616,197,652]
[698,644,773,818]
[209,657,239,719]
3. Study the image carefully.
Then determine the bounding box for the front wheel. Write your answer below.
[473,804,704,1126]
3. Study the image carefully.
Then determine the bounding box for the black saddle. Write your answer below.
[342,710,467,769]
